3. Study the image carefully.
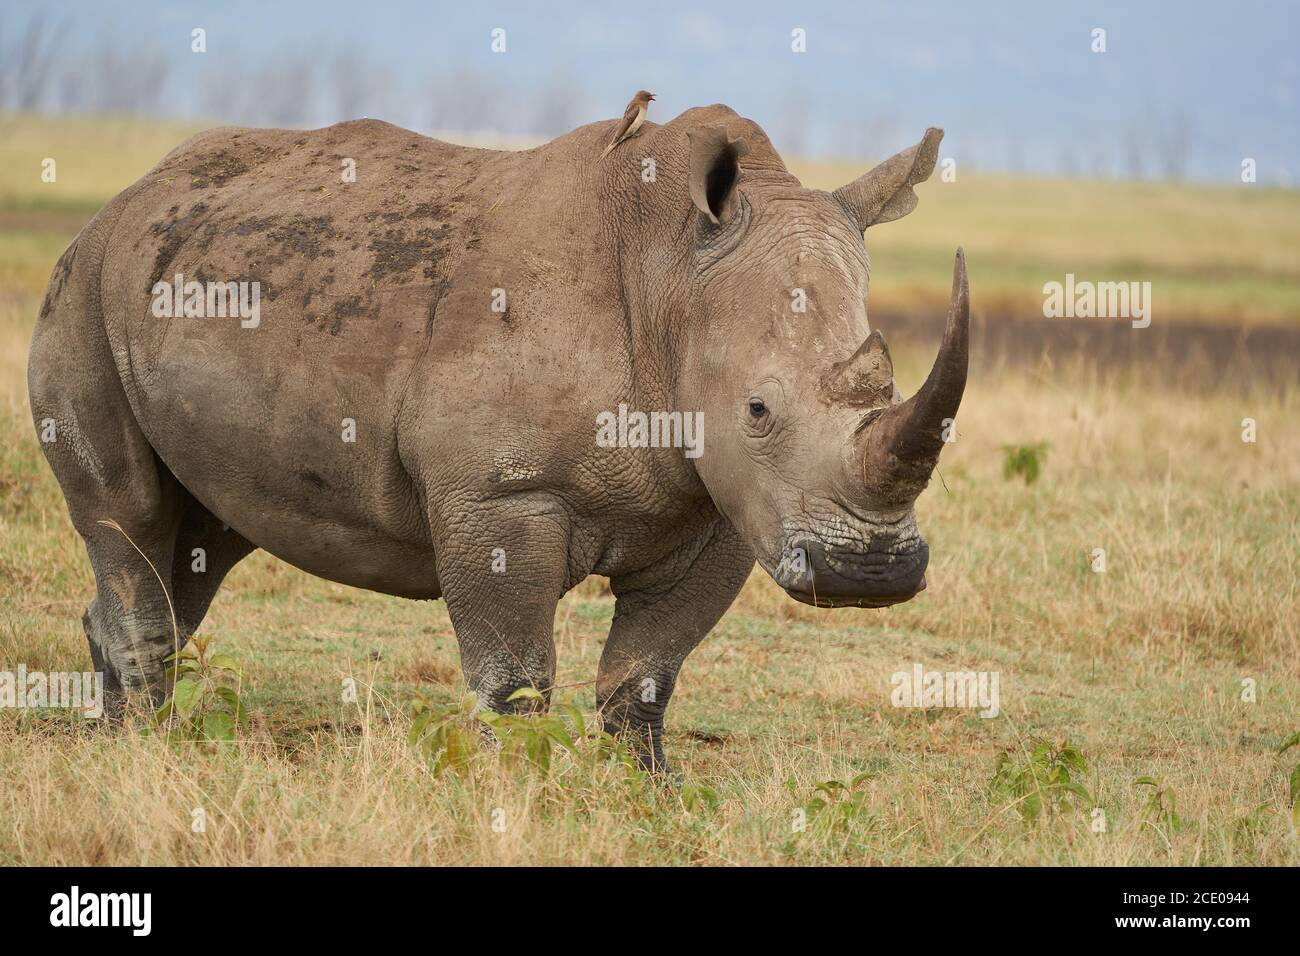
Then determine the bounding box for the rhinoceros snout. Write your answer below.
[777,536,929,609]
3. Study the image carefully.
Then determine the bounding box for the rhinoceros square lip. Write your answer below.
[784,587,915,609]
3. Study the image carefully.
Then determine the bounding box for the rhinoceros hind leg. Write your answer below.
[30,236,195,718]
[69,491,187,720]
[73,493,253,721]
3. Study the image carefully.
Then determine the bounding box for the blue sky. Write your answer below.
[7,0,1298,182]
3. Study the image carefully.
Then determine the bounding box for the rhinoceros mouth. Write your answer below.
[783,576,926,609]
[770,535,929,609]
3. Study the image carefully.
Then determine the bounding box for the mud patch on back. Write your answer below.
[361,199,451,281]
[234,214,339,270]
[366,227,447,281]
[264,215,338,259]
[189,151,250,189]
[322,295,369,335]
[147,202,211,293]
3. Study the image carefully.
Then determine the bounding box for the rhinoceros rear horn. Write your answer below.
[821,329,895,407]
[833,127,943,232]
[861,249,969,496]
[688,126,750,225]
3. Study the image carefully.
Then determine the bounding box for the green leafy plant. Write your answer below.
[1001,441,1050,485]
[408,691,482,776]
[988,739,1092,822]
[155,634,249,742]
[1134,776,1182,834]
[478,687,582,774]
[1280,731,1300,834]
[785,773,876,844]
[408,688,643,781]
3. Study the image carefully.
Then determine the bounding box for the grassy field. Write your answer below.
[0,115,1297,865]
[795,159,1300,326]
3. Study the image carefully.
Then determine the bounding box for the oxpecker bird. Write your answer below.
[600,90,655,159]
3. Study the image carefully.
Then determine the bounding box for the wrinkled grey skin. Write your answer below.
[28,104,967,770]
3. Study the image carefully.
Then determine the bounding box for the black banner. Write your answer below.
[0,866,1282,940]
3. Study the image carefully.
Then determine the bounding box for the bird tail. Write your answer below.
[600,141,615,160]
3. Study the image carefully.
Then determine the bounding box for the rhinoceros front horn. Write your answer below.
[860,248,969,499]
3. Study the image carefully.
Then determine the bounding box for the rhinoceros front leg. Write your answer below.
[434,501,571,716]
[597,519,754,772]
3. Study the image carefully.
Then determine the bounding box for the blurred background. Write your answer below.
[3,0,1298,181]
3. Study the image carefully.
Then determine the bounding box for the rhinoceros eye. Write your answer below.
[748,399,768,418]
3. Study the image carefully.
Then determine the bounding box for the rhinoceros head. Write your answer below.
[678,123,967,608]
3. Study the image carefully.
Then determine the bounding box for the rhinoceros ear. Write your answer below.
[688,126,750,226]
[833,127,943,232]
